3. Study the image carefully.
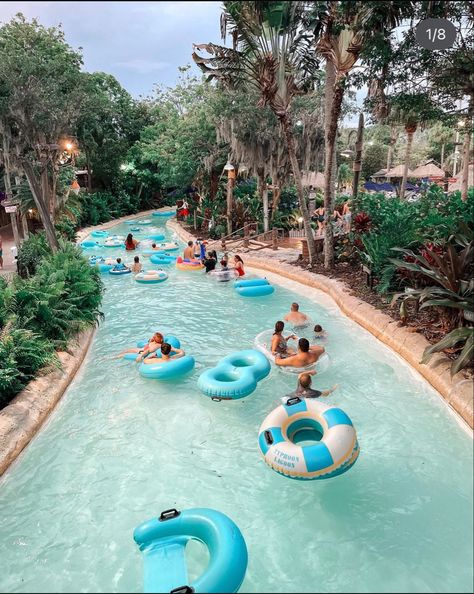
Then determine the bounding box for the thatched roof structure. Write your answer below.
[411,162,446,178]
[385,164,412,178]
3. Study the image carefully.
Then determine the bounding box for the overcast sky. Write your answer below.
[0,1,361,124]
[0,1,223,97]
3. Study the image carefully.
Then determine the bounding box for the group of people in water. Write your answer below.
[273,303,336,400]
[183,239,245,280]
[119,300,336,400]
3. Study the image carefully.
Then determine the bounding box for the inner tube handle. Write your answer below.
[170,587,194,594]
[264,430,274,445]
[286,396,302,406]
[159,508,181,522]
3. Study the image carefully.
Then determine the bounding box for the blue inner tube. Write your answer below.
[139,354,195,380]
[134,507,248,593]
[102,241,123,248]
[130,227,141,232]
[98,263,114,273]
[150,254,176,264]
[198,349,270,400]
[81,240,98,249]
[91,230,108,238]
[152,210,175,217]
[109,268,131,275]
[235,285,275,297]
[147,234,165,242]
[234,278,269,288]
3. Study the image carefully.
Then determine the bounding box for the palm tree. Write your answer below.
[193,1,320,264]
[314,1,415,268]
[388,93,441,198]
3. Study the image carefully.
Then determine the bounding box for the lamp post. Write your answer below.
[224,161,235,235]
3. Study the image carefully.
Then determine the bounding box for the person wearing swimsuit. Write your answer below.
[271,321,297,358]
[234,254,245,277]
[314,205,326,235]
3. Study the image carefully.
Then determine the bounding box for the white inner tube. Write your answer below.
[254,329,330,375]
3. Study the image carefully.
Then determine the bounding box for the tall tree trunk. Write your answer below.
[440,143,445,168]
[40,166,53,219]
[13,174,29,240]
[86,149,93,192]
[210,169,219,202]
[257,168,269,232]
[460,130,471,202]
[21,212,29,240]
[386,125,398,173]
[22,160,59,251]
[352,112,364,198]
[400,125,416,199]
[323,61,343,269]
[271,186,281,219]
[3,172,21,248]
[280,113,316,264]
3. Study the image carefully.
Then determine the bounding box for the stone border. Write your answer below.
[0,329,95,476]
[168,219,473,430]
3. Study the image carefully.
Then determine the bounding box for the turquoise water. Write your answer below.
[1,220,472,593]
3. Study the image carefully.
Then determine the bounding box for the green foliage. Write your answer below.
[5,242,103,348]
[78,189,147,227]
[421,327,473,377]
[16,232,51,277]
[55,216,77,242]
[0,326,57,407]
[361,141,388,179]
[354,196,419,291]
[76,71,151,190]
[209,224,226,240]
[0,239,103,406]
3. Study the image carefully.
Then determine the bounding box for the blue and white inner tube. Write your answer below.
[254,329,330,375]
[139,354,195,380]
[198,349,270,400]
[91,230,108,238]
[136,219,152,226]
[102,239,123,248]
[109,267,131,275]
[135,270,168,284]
[134,507,247,594]
[150,254,176,265]
[258,397,359,480]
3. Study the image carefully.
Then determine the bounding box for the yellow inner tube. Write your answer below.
[176,261,204,271]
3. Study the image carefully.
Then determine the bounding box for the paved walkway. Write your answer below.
[0,224,17,277]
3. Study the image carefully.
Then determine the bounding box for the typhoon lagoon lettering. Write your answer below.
[273,448,300,469]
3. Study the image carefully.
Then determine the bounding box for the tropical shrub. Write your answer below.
[4,242,103,348]
[55,216,78,241]
[0,325,57,407]
[390,228,474,374]
[16,232,51,277]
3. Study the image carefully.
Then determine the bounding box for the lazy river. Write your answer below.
[0,219,472,593]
